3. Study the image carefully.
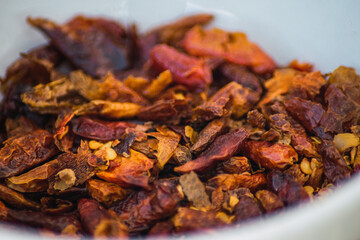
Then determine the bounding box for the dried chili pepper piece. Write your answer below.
[284,97,324,132]
[86,179,130,206]
[174,128,249,173]
[216,63,263,94]
[8,210,82,236]
[255,190,284,213]
[208,173,267,192]
[183,26,276,74]
[259,69,326,106]
[150,44,212,91]
[78,199,128,238]
[96,149,154,189]
[190,118,227,155]
[217,156,252,174]
[0,129,58,178]
[284,164,309,186]
[0,200,8,220]
[268,112,318,157]
[112,132,136,157]
[0,184,41,210]
[41,197,74,215]
[28,16,129,78]
[319,140,351,183]
[70,71,148,105]
[268,170,309,205]
[71,116,136,141]
[137,99,189,123]
[6,159,58,193]
[179,171,211,209]
[233,195,262,222]
[113,179,183,232]
[76,100,142,119]
[148,220,174,236]
[48,141,100,193]
[148,127,180,168]
[245,141,297,170]
[173,207,228,232]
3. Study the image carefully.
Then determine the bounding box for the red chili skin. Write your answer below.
[319,140,351,183]
[150,44,212,92]
[268,170,309,206]
[174,128,249,173]
[71,117,136,141]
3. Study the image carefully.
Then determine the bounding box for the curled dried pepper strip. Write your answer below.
[28,16,129,78]
[174,128,249,173]
[150,44,212,91]
[71,116,136,141]
[183,26,276,74]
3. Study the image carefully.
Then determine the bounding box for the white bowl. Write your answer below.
[1,0,360,239]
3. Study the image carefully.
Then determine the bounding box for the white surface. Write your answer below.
[1,0,360,239]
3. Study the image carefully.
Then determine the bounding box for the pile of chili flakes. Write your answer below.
[0,13,359,238]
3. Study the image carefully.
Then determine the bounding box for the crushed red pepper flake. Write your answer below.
[0,13,359,238]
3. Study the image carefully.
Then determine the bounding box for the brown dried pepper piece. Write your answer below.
[183,26,276,74]
[179,171,211,209]
[0,129,58,178]
[233,195,262,222]
[173,207,228,232]
[96,149,154,189]
[217,63,263,94]
[150,44,212,91]
[259,69,326,106]
[206,81,260,119]
[5,159,58,192]
[148,220,174,236]
[137,99,189,123]
[171,145,192,165]
[284,164,309,186]
[208,173,267,192]
[319,140,351,183]
[40,197,74,215]
[244,141,297,170]
[217,156,252,174]
[190,118,227,155]
[78,199,128,238]
[48,141,100,193]
[247,109,266,128]
[28,16,129,78]
[268,113,318,157]
[0,200,8,220]
[193,96,232,123]
[284,97,326,138]
[0,184,41,210]
[86,179,130,206]
[113,179,183,232]
[71,116,136,141]
[148,127,181,168]
[8,210,82,236]
[76,100,142,119]
[255,190,284,213]
[174,128,249,173]
[70,71,148,105]
[113,132,136,157]
[268,170,309,205]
